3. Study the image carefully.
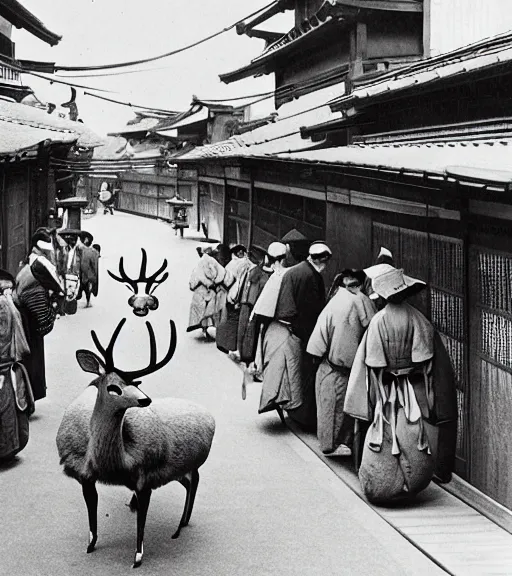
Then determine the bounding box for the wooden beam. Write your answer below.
[336,0,423,12]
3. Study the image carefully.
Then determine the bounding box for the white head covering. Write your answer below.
[363,262,395,280]
[267,242,287,258]
[309,241,332,258]
[378,246,393,260]
[372,267,426,300]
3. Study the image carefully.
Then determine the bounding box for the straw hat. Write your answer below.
[371,268,426,301]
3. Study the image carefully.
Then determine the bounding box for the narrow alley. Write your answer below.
[1,211,446,576]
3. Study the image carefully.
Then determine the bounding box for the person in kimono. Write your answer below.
[229,246,272,364]
[345,267,458,503]
[258,241,332,430]
[307,269,376,457]
[14,229,63,402]
[187,243,235,340]
[0,269,34,461]
[216,245,251,353]
[78,231,100,307]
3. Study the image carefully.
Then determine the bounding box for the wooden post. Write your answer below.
[248,168,254,248]
[423,0,431,58]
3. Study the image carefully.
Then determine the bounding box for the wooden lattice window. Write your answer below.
[476,250,512,372]
[372,224,468,471]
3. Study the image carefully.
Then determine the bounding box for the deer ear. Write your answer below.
[76,350,106,375]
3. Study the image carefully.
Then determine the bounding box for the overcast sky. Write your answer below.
[13,0,292,135]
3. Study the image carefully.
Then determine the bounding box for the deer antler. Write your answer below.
[89,318,176,381]
[117,320,177,381]
[90,318,127,372]
[107,249,168,295]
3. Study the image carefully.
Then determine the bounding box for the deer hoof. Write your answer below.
[133,551,143,568]
[86,532,97,553]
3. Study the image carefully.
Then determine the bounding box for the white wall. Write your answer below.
[429,0,512,55]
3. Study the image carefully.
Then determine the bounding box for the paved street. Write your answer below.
[2,212,446,576]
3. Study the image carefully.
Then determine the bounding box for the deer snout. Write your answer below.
[138,397,152,407]
[128,295,159,317]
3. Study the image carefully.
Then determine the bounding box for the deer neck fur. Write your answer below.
[86,388,135,480]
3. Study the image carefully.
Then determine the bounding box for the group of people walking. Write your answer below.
[187,233,458,504]
[0,227,100,462]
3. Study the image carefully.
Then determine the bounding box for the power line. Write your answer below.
[0,57,116,93]
[83,91,179,115]
[38,1,279,73]
[196,91,273,103]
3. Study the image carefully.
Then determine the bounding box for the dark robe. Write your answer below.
[238,265,271,363]
[262,260,326,429]
[79,245,99,302]
[14,261,57,401]
[275,260,326,343]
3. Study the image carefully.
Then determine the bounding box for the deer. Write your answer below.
[108,248,168,317]
[56,318,215,568]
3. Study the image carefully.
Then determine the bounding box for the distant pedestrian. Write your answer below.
[78,231,99,307]
[259,241,332,429]
[14,229,63,402]
[307,269,375,457]
[98,182,115,215]
[187,243,235,340]
[216,245,251,354]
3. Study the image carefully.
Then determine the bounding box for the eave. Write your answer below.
[0,0,61,46]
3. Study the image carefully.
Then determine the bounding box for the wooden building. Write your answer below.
[0,1,102,274]
[172,2,512,522]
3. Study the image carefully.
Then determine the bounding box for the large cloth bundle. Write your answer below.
[346,303,457,503]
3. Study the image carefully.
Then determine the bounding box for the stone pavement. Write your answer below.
[0,210,507,575]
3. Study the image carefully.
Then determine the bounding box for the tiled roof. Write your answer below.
[0,0,61,45]
[220,0,422,84]
[174,84,345,160]
[109,116,161,137]
[0,99,103,156]
[331,29,512,111]
[155,107,209,137]
[275,138,512,183]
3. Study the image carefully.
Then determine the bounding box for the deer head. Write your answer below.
[75,317,177,404]
[107,249,169,316]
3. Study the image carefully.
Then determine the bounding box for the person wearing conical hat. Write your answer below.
[345,267,458,503]
[281,228,310,266]
[258,240,332,430]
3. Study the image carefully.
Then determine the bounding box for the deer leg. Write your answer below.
[81,481,98,553]
[171,474,191,539]
[127,491,138,512]
[133,487,151,568]
[185,470,200,526]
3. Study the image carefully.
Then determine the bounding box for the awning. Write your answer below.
[275,138,512,185]
[0,99,104,156]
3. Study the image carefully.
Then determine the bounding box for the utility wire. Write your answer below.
[83,91,179,115]
[39,1,278,73]
[0,57,116,93]
[82,89,274,116]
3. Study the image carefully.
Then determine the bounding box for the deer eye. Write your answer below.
[107,384,122,396]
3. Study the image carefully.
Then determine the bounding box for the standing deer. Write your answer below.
[56,318,215,568]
